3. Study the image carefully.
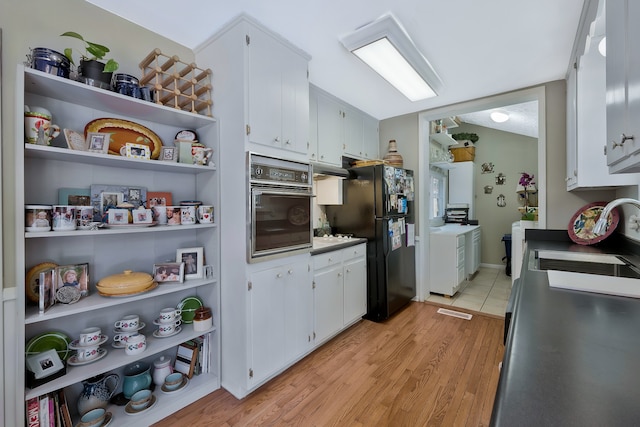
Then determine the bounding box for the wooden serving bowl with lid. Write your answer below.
[96,270,157,296]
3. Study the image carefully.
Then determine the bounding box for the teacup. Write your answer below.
[180,205,196,225]
[158,307,181,323]
[114,314,140,331]
[125,333,146,356]
[129,389,152,411]
[76,345,101,362]
[197,205,214,223]
[113,331,137,344]
[24,111,60,145]
[163,372,184,391]
[78,407,106,427]
[157,320,181,336]
[78,327,101,346]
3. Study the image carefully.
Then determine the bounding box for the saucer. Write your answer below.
[69,335,109,349]
[68,347,108,366]
[161,376,189,394]
[124,394,157,415]
[153,317,182,326]
[152,326,182,338]
[113,322,146,333]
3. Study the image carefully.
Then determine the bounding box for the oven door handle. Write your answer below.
[252,189,315,197]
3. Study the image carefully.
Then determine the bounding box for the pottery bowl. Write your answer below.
[129,388,152,410]
[77,407,106,427]
[163,372,183,390]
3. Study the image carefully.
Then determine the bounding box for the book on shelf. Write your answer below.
[174,341,198,378]
[57,389,72,427]
[26,397,39,427]
[39,394,49,427]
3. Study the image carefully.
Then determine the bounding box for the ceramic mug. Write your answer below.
[180,205,196,225]
[125,333,146,356]
[24,111,60,145]
[166,206,181,226]
[25,205,52,232]
[152,205,167,225]
[158,307,181,323]
[114,314,139,331]
[157,320,181,336]
[79,327,101,346]
[75,205,94,230]
[197,205,214,224]
[76,345,101,362]
[52,205,77,231]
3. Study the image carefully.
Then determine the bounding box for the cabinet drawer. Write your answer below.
[313,250,343,269]
[456,235,465,248]
[342,243,366,261]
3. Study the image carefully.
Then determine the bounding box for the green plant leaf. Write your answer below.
[60,31,85,41]
[103,59,119,73]
[63,48,75,65]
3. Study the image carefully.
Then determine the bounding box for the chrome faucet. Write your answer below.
[593,198,640,235]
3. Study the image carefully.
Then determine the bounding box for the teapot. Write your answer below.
[76,373,119,416]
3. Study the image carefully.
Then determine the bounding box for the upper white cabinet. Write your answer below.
[606,0,640,173]
[247,24,309,154]
[309,85,379,165]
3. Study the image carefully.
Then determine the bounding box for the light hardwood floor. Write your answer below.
[154,302,504,426]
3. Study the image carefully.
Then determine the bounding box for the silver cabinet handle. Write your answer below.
[277,273,283,278]
[274,136,280,143]
[612,133,634,149]
[288,269,293,275]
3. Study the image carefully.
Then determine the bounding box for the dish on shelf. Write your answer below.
[74,411,112,427]
[69,335,109,349]
[103,221,157,229]
[568,201,620,245]
[160,375,189,393]
[178,296,204,324]
[25,331,71,361]
[67,347,108,366]
[153,317,181,326]
[124,394,157,415]
[152,326,182,338]
[84,118,162,159]
[96,270,157,296]
[25,262,59,303]
[114,322,146,333]
[97,281,158,297]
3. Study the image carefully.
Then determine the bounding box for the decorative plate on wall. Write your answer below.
[568,201,619,245]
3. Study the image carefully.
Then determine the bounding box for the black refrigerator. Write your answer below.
[326,164,416,321]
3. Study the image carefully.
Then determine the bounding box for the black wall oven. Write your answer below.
[248,152,313,261]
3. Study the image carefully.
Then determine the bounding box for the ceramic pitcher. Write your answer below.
[76,373,119,416]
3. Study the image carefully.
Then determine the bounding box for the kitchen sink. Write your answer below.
[530,249,640,298]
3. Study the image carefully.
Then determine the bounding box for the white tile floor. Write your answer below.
[426,266,512,317]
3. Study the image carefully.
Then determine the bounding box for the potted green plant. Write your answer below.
[451,132,479,146]
[61,32,119,88]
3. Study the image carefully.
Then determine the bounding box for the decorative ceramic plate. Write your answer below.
[25,331,71,361]
[25,262,58,303]
[84,118,162,159]
[178,296,204,324]
[568,201,619,245]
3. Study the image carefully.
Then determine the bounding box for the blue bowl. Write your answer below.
[30,48,70,79]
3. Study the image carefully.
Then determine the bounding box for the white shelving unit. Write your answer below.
[430,132,458,147]
[13,65,221,427]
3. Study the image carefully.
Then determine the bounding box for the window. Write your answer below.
[429,168,447,225]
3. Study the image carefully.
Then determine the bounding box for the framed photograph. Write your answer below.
[26,349,64,379]
[133,209,153,224]
[100,191,123,217]
[160,146,177,162]
[90,184,147,221]
[38,268,56,314]
[86,132,111,154]
[125,142,151,160]
[54,263,89,297]
[58,187,91,206]
[176,247,204,280]
[153,262,185,283]
[63,129,87,151]
[147,191,172,207]
[108,209,129,225]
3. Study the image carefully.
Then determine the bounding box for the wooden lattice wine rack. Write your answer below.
[139,48,213,117]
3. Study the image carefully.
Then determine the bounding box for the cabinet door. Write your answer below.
[566,61,578,188]
[281,49,309,154]
[308,85,319,161]
[313,266,343,343]
[249,266,287,384]
[342,104,364,157]
[316,92,344,166]
[343,257,366,325]
[283,261,313,360]
[362,115,379,159]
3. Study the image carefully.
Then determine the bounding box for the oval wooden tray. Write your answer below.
[85,118,163,159]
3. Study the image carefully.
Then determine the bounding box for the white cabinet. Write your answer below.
[430,233,465,296]
[247,22,309,154]
[465,228,482,278]
[248,259,313,385]
[448,161,476,218]
[606,0,640,173]
[309,85,379,165]
[312,243,366,345]
[13,66,220,426]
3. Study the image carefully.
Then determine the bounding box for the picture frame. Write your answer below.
[90,184,147,221]
[153,262,185,283]
[100,191,124,217]
[58,187,91,206]
[160,146,177,162]
[108,208,129,225]
[147,191,172,207]
[176,247,204,280]
[86,132,111,154]
[54,263,89,297]
[38,268,56,314]
[63,129,87,151]
[125,142,151,160]
[132,208,153,224]
[26,348,64,379]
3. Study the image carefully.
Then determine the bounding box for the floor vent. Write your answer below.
[437,308,473,320]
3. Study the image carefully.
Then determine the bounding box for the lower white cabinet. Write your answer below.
[465,228,482,278]
[430,233,466,296]
[312,243,366,345]
[248,259,313,386]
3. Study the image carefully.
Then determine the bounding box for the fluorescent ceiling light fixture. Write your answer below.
[490,111,510,123]
[598,36,606,57]
[340,13,443,101]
